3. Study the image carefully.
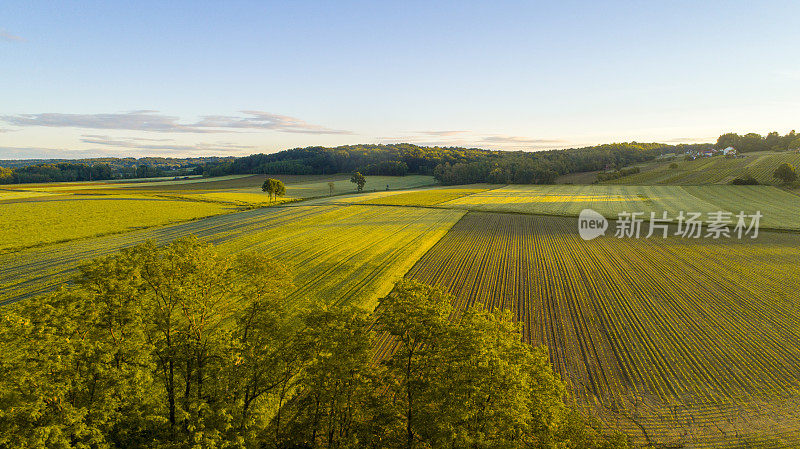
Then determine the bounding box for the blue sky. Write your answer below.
[2,0,799,159]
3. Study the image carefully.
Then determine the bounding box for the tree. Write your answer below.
[350,172,366,192]
[715,133,739,150]
[0,166,12,183]
[773,163,798,184]
[0,237,296,448]
[328,181,335,196]
[372,280,582,449]
[730,175,759,185]
[374,280,452,448]
[262,177,287,202]
[277,306,374,448]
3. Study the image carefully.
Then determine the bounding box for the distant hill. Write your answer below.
[198,142,707,185]
[601,150,800,185]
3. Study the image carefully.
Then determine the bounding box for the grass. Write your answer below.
[360,185,488,206]
[437,184,800,230]
[0,198,235,253]
[602,151,800,185]
[0,204,464,310]
[0,189,57,201]
[0,175,436,253]
[404,212,800,447]
[12,174,437,206]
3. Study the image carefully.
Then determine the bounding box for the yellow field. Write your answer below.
[437,184,800,230]
[360,185,488,206]
[0,199,233,252]
[0,189,56,201]
[0,175,435,253]
[0,205,464,311]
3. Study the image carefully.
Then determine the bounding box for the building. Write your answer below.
[722,146,737,156]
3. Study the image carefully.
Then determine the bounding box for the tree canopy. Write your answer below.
[350,171,366,192]
[0,157,230,184]
[773,162,798,184]
[261,177,287,202]
[716,130,798,153]
[0,238,626,448]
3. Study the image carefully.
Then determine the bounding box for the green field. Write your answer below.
[5,173,435,205]
[0,198,235,252]
[360,185,488,206]
[402,212,800,447]
[0,174,434,251]
[434,184,800,230]
[0,204,463,310]
[603,151,800,185]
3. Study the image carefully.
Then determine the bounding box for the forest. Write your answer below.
[715,130,799,153]
[0,157,231,184]
[198,142,711,185]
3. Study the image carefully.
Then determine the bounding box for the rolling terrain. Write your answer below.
[3,174,800,446]
[602,151,800,186]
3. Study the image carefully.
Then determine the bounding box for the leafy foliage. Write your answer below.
[350,172,366,192]
[730,175,760,185]
[716,130,798,153]
[199,142,707,186]
[0,239,626,448]
[0,157,230,184]
[596,166,640,182]
[261,177,287,202]
[773,162,798,184]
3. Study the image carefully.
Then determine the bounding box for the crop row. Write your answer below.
[436,184,800,230]
[0,204,464,311]
[607,151,800,185]
[399,212,800,446]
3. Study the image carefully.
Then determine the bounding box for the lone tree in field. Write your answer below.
[328,181,335,196]
[773,163,798,184]
[350,172,366,192]
[262,177,286,202]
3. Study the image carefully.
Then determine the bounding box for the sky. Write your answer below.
[1,0,799,159]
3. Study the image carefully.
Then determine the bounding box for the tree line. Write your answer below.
[0,237,626,449]
[0,157,232,185]
[5,130,796,186]
[198,142,713,186]
[716,130,800,153]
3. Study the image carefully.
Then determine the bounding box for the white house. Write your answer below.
[722,146,737,156]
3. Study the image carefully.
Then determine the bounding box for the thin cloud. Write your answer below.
[0,30,25,42]
[376,132,567,150]
[417,130,468,137]
[2,111,205,133]
[80,135,255,153]
[663,136,714,143]
[1,110,352,135]
[0,146,107,159]
[480,135,565,145]
[196,110,352,135]
[82,134,174,142]
[0,142,253,160]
